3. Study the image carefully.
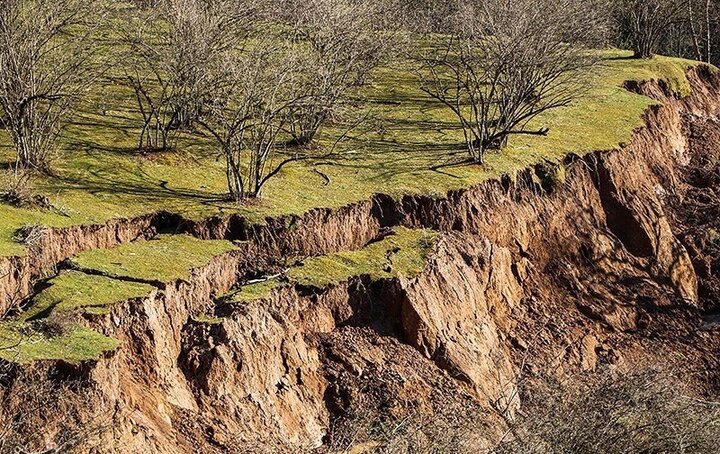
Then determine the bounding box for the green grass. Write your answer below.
[222,279,281,304]
[1,234,235,364]
[0,45,705,258]
[25,270,153,320]
[70,234,237,283]
[0,322,118,364]
[192,314,224,325]
[289,227,438,287]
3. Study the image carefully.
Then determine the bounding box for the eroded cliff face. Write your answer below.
[1,67,719,453]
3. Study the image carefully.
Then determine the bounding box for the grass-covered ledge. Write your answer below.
[69,234,237,284]
[0,321,118,364]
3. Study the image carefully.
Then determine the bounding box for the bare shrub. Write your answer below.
[0,0,107,171]
[199,39,312,201]
[416,0,601,164]
[320,365,720,453]
[0,368,112,453]
[13,224,47,252]
[0,167,32,206]
[321,385,490,454]
[121,0,251,151]
[493,369,720,453]
[0,167,53,211]
[277,0,397,146]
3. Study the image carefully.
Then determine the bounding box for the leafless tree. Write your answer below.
[706,0,715,62]
[125,0,371,199]
[416,0,600,164]
[122,0,250,151]
[685,0,718,62]
[688,0,705,60]
[615,0,689,58]
[198,40,313,201]
[635,0,720,64]
[277,0,396,147]
[0,0,106,171]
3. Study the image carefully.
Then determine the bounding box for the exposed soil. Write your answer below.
[0,67,719,453]
[671,115,720,311]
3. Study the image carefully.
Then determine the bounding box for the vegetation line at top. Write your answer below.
[0,0,714,258]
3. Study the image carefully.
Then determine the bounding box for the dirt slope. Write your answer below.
[1,67,719,453]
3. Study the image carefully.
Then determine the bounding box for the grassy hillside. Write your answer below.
[0,41,698,258]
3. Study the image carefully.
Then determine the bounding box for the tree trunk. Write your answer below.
[225,151,245,202]
[706,0,712,64]
[689,1,704,61]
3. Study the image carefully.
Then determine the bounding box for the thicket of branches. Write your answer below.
[416,0,606,163]
[682,0,719,63]
[320,368,720,453]
[0,0,105,172]
[118,0,395,200]
[197,39,311,200]
[615,0,720,62]
[121,0,251,152]
[0,365,111,453]
[278,0,397,146]
[494,369,720,453]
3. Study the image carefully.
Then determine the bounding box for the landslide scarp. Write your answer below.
[0,66,719,453]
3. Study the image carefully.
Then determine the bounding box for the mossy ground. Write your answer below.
[222,279,281,304]
[0,322,118,364]
[70,234,237,283]
[289,227,438,287]
[25,271,154,320]
[1,234,234,364]
[0,44,701,258]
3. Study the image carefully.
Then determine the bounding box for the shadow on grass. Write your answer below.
[50,165,227,209]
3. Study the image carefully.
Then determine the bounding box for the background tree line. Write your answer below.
[624,0,719,62]
[0,0,717,203]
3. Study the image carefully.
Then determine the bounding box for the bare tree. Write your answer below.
[122,0,250,151]
[125,0,371,199]
[641,0,720,64]
[706,0,714,62]
[0,0,105,171]
[688,0,705,60]
[416,0,599,164]
[687,0,718,63]
[615,0,688,59]
[198,40,313,201]
[278,0,396,146]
